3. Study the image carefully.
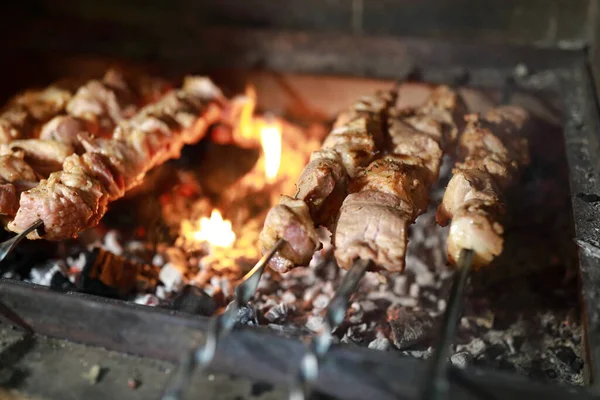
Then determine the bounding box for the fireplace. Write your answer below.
[1,2,600,400]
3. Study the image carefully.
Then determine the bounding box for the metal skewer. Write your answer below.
[0,219,43,264]
[290,258,373,400]
[161,238,284,400]
[421,248,474,400]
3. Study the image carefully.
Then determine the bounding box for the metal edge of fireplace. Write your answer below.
[0,279,595,400]
[1,28,600,399]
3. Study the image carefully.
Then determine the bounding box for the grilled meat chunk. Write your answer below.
[334,86,466,272]
[259,196,320,273]
[436,106,530,268]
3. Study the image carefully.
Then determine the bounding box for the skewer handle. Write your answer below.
[421,248,473,400]
[0,219,43,264]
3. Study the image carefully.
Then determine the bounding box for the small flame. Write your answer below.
[188,209,236,248]
[259,118,282,182]
[237,85,257,142]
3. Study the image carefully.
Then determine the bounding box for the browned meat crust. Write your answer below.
[334,86,466,272]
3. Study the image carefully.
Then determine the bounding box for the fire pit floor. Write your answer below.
[0,323,285,400]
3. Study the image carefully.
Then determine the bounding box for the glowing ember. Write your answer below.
[259,117,282,182]
[183,209,236,248]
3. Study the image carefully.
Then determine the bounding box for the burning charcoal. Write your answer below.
[159,263,185,293]
[50,272,76,292]
[264,303,289,323]
[554,346,583,373]
[237,305,258,326]
[450,352,472,368]
[387,307,435,350]
[79,248,160,299]
[169,285,216,316]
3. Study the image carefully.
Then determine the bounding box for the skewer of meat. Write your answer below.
[0,70,170,217]
[334,86,466,272]
[259,90,397,273]
[436,105,530,268]
[422,104,531,400]
[39,68,170,147]
[7,77,224,240]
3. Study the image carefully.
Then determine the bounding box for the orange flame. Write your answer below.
[237,85,257,143]
[234,85,282,182]
[259,117,282,182]
[182,209,236,248]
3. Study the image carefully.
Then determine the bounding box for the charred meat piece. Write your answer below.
[334,86,466,272]
[8,77,224,241]
[260,90,396,272]
[436,106,530,268]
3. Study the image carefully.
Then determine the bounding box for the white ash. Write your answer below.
[134,294,160,306]
[392,275,409,296]
[152,254,165,268]
[305,315,324,333]
[368,331,391,351]
[66,253,86,273]
[409,283,420,298]
[450,352,472,369]
[264,303,289,323]
[437,299,447,312]
[27,260,67,286]
[159,263,185,293]
[281,291,297,304]
[155,285,167,300]
[457,338,487,357]
[102,230,123,255]
[312,293,330,310]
